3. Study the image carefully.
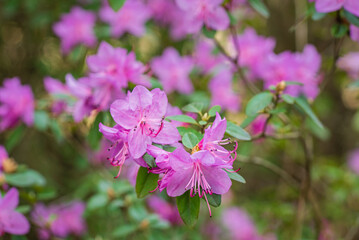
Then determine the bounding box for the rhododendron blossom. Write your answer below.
[0,188,30,236]
[0,77,34,131]
[337,52,359,79]
[151,48,194,94]
[53,7,97,54]
[147,196,182,225]
[44,77,72,115]
[314,0,359,17]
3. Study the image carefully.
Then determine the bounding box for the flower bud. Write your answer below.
[3,158,18,173]
[276,81,286,94]
[202,112,210,121]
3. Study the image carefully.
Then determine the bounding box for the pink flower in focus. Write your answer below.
[314,0,359,17]
[0,77,34,131]
[53,7,96,54]
[44,77,72,115]
[147,196,182,225]
[0,188,30,236]
[151,48,194,94]
[233,28,276,80]
[337,52,359,79]
[175,0,230,32]
[209,69,241,112]
[222,207,270,240]
[348,149,359,174]
[32,202,86,239]
[108,86,180,159]
[100,0,151,38]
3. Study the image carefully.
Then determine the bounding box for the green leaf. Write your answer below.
[226,121,251,140]
[150,78,163,89]
[204,194,221,207]
[5,169,46,187]
[112,225,137,238]
[225,169,246,183]
[199,120,207,126]
[108,0,126,11]
[176,191,200,226]
[245,92,273,116]
[143,153,156,168]
[135,167,159,198]
[177,127,204,139]
[331,24,348,38]
[202,27,216,39]
[282,94,295,104]
[34,111,50,131]
[16,205,31,214]
[5,125,25,152]
[248,0,270,18]
[343,10,359,27]
[166,115,198,125]
[208,105,221,117]
[88,113,104,149]
[87,194,109,210]
[240,115,258,128]
[182,132,200,149]
[285,81,304,86]
[294,96,324,130]
[182,102,204,113]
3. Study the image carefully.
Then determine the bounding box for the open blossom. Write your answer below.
[100,0,151,38]
[44,77,72,115]
[147,196,182,225]
[32,202,86,240]
[86,42,148,109]
[151,48,194,94]
[313,0,359,17]
[53,7,96,54]
[337,52,359,79]
[104,85,180,160]
[0,77,34,131]
[175,0,230,32]
[259,45,322,100]
[0,188,30,236]
[233,28,276,80]
[209,69,241,112]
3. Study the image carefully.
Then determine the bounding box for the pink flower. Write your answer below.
[147,196,182,225]
[222,207,268,240]
[209,69,241,112]
[44,77,72,115]
[100,0,151,38]
[0,77,34,131]
[233,28,276,80]
[32,202,86,239]
[86,41,148,109]
[147,0,180,25]
[53,7,96,54]
[250,115,272,136]
[175,0,230,32]
[337,52,359,79]
[166,147,232,201]
[198,112,238,167]
[65,74,97,122]
[108,86,181,159]
[314,0,359,17]
[0,188,30,236]
[350,24,359,42]
[348,149,359,174]
[194,40,227,74]
[151,48,194,94]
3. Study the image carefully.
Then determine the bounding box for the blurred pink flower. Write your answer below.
[100,0,151,38]
[194,40,227,74]
[337,52,359,79]
[0,77,34,131]
[0,188,30,236]
[32,202,86,239]
[350,24,359,42]
[147,196,182,225]
[151,48,194,94]
[314,0,359,17]
[175,0,230,32]
[348,149,359,174]
[53,7,96,54]
[44,76,72,115]
[250,115,273,136]
[209,69,241,112]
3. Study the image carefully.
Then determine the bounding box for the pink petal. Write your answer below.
[315,0,343,13]
[128,85,153,111]
[110,99,138,129]
[344,0,359,17]
[149,88,168,118]
[153,122,181,145]
[2,211,30,235]
[169,147,192,171]
[201,167,231,194]
[191,150,215,166]
[166,169,193,197]
[0,188,19,211]
[128,128,151,159]
[206,6,230,30]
